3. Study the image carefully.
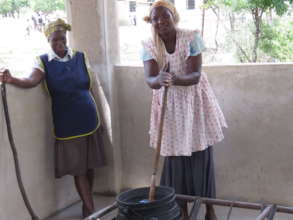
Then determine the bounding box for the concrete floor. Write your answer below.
[46,195,293,220]
[45,195,116,220]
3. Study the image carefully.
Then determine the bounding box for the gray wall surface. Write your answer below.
[66,0,119,100]
[114,63,293,205]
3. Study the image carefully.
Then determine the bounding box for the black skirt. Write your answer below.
[160,146,216,203]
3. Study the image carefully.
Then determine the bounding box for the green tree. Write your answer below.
[0,0,29,17]
[29,0,64,13]
[259,20,293,62]
[205,0,293,62]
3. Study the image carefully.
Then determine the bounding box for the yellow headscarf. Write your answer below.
[143,0,179,24]
[143,1,180,69]
[44,18,71,39]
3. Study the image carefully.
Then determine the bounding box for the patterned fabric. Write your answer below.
[143,0,179,24]
[141,31,206,61]
[44,18,71,38]
[142,28,227,156]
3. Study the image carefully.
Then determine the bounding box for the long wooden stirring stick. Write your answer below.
[149,63,170,201]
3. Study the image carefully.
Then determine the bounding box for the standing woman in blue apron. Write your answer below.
[0,19,105,218]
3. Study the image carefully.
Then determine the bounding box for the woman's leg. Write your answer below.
[179,201,189,220]
[87,169,95,192]
[205,147,218,220]
[205,204,218,220]
[74,173,95,218]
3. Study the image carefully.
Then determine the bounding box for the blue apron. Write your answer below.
[40,51,99,140]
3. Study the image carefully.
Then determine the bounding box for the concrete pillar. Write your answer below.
[65,0,123,194]
[66,0,119,99]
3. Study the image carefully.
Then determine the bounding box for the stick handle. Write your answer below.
[149,86,168,201]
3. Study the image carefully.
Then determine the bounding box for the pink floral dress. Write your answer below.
[142,29,227,156]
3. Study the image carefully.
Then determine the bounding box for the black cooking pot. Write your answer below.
[116,186,181,220]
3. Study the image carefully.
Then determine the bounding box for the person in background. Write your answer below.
[0,18,106,218]
[141,1,227,219]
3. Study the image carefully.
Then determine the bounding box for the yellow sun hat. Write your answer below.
[143,0,179,24]
[44,18,71,38]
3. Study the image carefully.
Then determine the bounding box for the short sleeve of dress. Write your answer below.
[33,56,45,73]
[189,32,206,56]
[140,47,154,61]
